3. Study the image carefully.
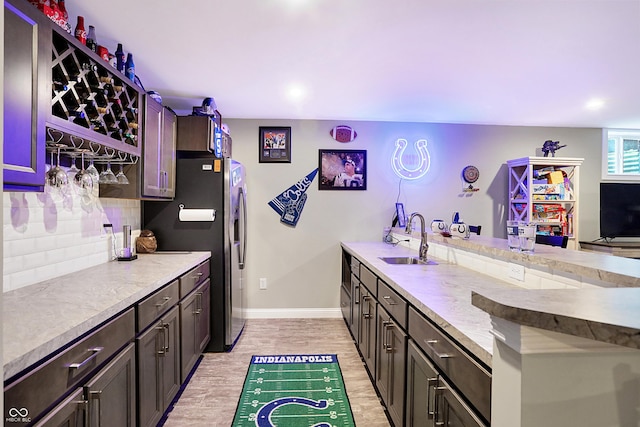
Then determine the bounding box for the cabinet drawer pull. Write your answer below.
[382,295,397,305]
[192,271,204,280]
[69,347,104,369]
[424,339,453,359]
[155,296,172,308]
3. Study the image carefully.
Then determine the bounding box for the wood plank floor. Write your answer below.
[163,318,391,426]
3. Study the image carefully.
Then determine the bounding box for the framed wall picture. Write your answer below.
[259,127,292,163]
[318,149,367,190]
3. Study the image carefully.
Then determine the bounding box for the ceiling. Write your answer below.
[65,0,640,129]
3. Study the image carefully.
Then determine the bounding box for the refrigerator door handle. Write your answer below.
[239,186,248,269]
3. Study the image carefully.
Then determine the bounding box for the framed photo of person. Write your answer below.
[259,127,292,163]
[318,149,367,190]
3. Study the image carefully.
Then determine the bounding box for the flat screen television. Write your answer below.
[600,182,640,239]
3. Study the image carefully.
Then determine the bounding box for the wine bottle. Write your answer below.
[86,26,97,52]
[52,81,68,92]
[125,53,135,81]
[81,62,97,72]
[74,16,86,45]
[115,44,126,74]
[68,110,86,120]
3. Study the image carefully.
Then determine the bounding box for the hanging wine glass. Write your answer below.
[99,161,117,184]
[85,154,100,184]
[115,162,130,184]
[74,150,94,202]
[66,153,80,184]
[47,144,68,189]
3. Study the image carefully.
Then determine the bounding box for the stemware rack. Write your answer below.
[48,26,143,159]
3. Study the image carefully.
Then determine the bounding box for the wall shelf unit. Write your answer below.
[507,156,583,249]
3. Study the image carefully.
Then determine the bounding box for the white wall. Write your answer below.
[225,119,602,313]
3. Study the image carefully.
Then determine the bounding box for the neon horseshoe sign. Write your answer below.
[255,397,330,427]
[391,138,431,180]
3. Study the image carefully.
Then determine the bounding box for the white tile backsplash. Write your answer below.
[3,190,140,292]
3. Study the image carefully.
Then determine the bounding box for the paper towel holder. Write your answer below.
[178,204,216,222]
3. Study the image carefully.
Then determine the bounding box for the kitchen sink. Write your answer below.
[379,256,438,265]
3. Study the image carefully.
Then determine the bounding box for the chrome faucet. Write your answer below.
[405,212,429,261]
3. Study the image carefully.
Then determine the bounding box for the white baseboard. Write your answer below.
[245,308,342,319]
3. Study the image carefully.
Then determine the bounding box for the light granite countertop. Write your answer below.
[425,231,640,288]
[3,251,210,381]
[344,232,640,365]
[341,241,517,367]
[471,287,640,350]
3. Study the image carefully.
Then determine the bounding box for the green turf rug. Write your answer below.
[232,354,356,427]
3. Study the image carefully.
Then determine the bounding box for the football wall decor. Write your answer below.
[330,125,357,143]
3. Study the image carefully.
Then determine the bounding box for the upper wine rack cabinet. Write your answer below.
[49,28,143,157]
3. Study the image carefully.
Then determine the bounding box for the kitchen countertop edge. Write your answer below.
[3,251,211,382]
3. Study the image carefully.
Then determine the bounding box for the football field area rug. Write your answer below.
[232,354,356,427]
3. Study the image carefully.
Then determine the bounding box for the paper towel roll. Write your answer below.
[178,208,215,222]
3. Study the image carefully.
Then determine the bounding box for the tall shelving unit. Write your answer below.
[507,157,584,249]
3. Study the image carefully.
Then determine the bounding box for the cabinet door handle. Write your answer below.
[69,347,104,369]
[434,385,447,426]
[353,285,360,305]
[155,296,172,308]
[157,325,166,355]
[361,295,371,318]
[385,321,394,353]
[90,391,102,427]
[194,291,203,314]
[426,377,438,420]
[424,339,453,359]
[381,320,393,351]
[164,323,171,352]
[382,295,398,306]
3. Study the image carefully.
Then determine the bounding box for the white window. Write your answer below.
[603,129,640,181]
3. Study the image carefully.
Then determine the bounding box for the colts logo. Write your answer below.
[391,139,431,180]
[255,397,330,427]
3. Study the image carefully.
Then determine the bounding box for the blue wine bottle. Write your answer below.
[125,53,135,81]
[115,43,125,73]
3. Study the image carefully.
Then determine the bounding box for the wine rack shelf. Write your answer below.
[48,27,142,157]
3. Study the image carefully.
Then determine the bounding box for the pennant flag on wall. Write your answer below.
[268,169,318,227]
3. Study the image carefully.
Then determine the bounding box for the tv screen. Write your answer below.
[600,183,640,238]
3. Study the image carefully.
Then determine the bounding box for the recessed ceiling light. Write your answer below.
[585,98,605,110]
[286,84,307,102]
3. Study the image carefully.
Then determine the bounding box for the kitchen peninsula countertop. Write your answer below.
[343,234,640,367]
[425,231,640,288]
[3,251,210,381]
[341,241,516,367]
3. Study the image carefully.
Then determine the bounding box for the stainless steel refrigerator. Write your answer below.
[142,155,247,351]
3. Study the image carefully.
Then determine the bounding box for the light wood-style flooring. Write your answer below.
[163,318,391,426]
